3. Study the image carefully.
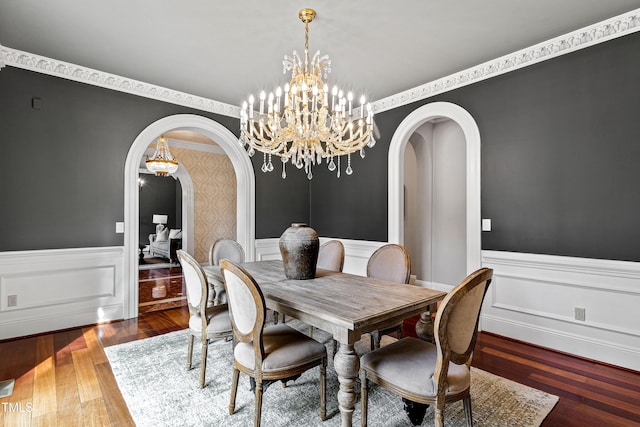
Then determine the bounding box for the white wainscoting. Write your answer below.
[255,237,385,276]
[481,250,640,371]
[0,247,125,340]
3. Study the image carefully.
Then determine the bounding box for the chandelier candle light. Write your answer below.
[240,8,375,180]
[145,136,179,176]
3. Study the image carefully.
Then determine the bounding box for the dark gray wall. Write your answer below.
[316,31,640,262]
[253,155,310,238]
[138,175,181,244]
[0,68,259,251]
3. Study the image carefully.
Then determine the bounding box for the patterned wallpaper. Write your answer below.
[171,147,237,263]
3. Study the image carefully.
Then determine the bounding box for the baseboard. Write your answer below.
[0,247,125,340]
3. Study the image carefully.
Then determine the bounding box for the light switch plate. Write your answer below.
[116,222,125,233]
[482,219,492,232]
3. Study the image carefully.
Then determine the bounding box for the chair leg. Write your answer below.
[360,369,368,427]
[199,340,208,388]
[186,334,194,370]
[434,397,445,427]
[254,378,263,427]
[370,330,381,350]
[229,368,239,414]
[320,358,327,421]
[462,395,473,426]
[332,339,338,357]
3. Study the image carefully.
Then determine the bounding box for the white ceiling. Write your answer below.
[1,1,639,107]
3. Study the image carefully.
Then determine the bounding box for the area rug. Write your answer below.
[105,321,558,426]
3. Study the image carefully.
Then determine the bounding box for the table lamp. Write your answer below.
[152,214,168,234]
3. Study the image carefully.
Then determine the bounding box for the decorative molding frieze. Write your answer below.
[0,46,241,118]
[372,9,640,113]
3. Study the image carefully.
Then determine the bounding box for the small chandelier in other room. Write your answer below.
[240,8,375,180]
[145,136,179,176]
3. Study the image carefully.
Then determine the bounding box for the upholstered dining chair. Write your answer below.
[177,250,233,388]
[359,267,493,427]
[316,239,345,272]
[221,259,327,427]
[207,238,245,306]
[366,243,411,349]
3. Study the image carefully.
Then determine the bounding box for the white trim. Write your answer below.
[481,250,640,370]
[0,247,124,340]
[124,114,255,319]
[3,10,639,118]
[371,8,640,113]
[0,47,240,118]
[171,165,195,256]
[388,102,481,274]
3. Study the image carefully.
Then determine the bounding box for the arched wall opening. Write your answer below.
[123,114,255,318]
[388,102,481,282]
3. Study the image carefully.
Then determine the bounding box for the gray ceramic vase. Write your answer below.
[279,223,319,280]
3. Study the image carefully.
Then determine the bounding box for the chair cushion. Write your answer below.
[189,306,232,336]
[234,324,326,373]
[361,337,470,398]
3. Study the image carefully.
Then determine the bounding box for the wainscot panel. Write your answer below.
[0,247,125,340]
[481,250,640,371]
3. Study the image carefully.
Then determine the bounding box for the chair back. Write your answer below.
[316,240,345,272]
[366,243,411,284]
[220,260,266,359]
[209,238,245,266]
[177,250,208,314]
[434,267,493,368]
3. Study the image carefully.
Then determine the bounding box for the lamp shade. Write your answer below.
[152,214,168,224]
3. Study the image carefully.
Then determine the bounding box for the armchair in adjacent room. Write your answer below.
[149,228,182,263]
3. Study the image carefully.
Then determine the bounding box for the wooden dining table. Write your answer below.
[204,259,446,427]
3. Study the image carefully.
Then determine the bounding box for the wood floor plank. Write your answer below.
[52,332,72,367]
[480,346,640,401]
[55,363,83,427]
[71,348,102,403]
[94,362,135,427]
[80,399,111,427]
[82,328,109,365]
[31,335,56,418]
[1,399,33,427]
[530,373,640,418]
[30,412,56,427]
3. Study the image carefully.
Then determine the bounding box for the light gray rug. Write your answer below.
[105,322,558,426]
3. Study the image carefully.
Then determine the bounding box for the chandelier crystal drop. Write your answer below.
[145,136,179,176]
[240,8,375,180]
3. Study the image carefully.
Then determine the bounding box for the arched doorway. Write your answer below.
[123,114,255,318]
[388,102,481,279]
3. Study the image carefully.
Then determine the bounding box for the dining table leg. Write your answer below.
[415,302,438,342]
[333,342,359,427]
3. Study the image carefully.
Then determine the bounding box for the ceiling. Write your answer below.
[1,1,639,108]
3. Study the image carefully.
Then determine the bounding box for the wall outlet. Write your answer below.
[574,307,586,321]
[7,295,17,307]
[482,218,492,232]
[116,222,125,233]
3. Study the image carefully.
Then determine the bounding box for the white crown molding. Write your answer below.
[2,9,639,118]
[0,46,241,118]
[371,8,640,114]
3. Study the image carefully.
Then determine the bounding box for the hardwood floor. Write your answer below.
[0,307,638,426]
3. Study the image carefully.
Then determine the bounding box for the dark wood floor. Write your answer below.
[1,276,639,425]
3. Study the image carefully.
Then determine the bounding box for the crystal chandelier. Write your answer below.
[240,8,375,180]
[145,136,179,176]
